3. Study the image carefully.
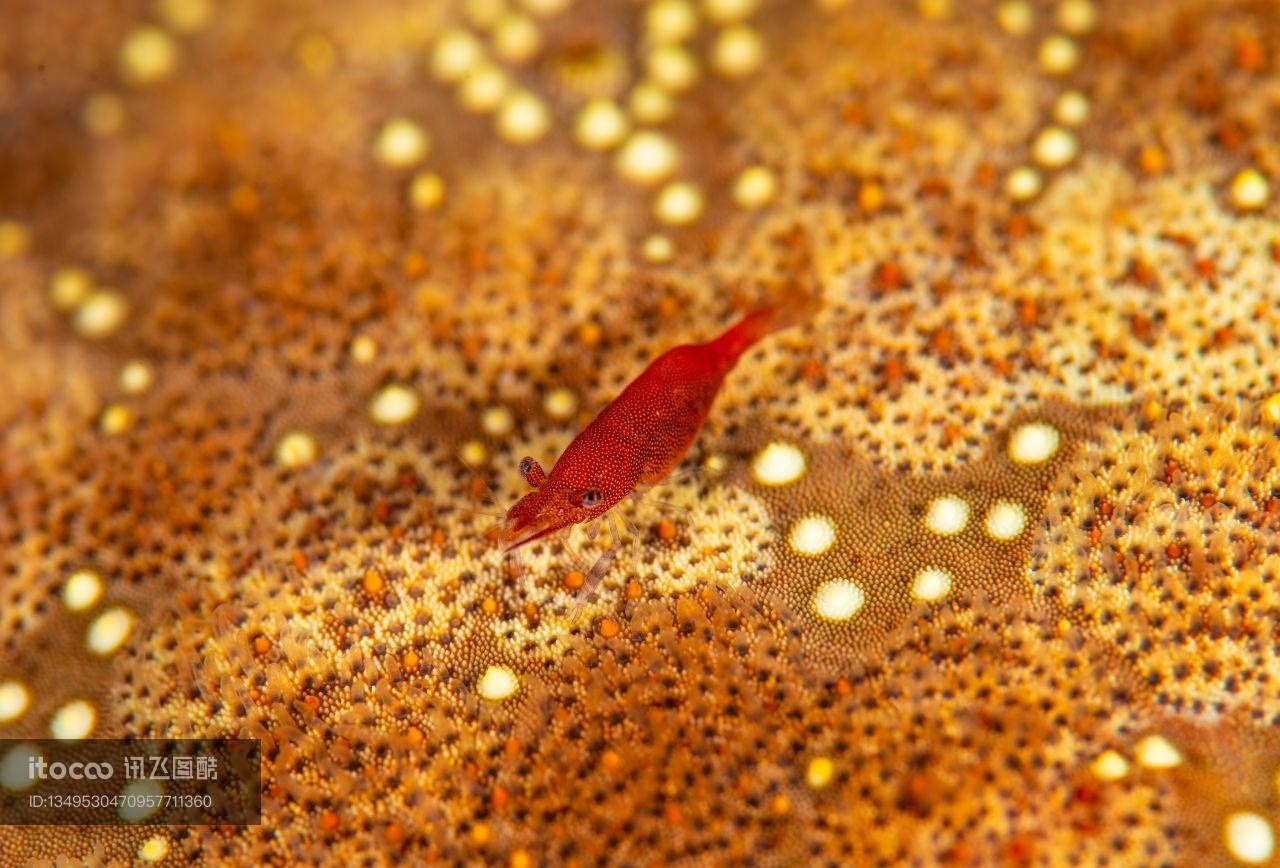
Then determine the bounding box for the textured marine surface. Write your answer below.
[2,0,1280,864]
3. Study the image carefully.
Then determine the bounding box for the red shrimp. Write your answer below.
[501,291,818,552]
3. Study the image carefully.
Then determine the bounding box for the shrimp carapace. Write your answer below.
[501,289,819,551]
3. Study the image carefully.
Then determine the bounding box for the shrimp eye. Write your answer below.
[579,488,603,509]
[519,456,546,488]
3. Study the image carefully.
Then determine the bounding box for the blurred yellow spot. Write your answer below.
[1054,90,1089,126]
[369,385,421,426]
[1230,168,1271,212]
[73,290,128,338]
[496,91,551,144]
[49,267,92,311]
[1038,35,1080,75]
[1005,166,1042,202]
[1032,126,1078,169]
[159,0,212,33]
[617,131,679,185]
[646,0,698,42]
[629,82,675,124]
[83,92,126,137]
[459,65,510,113]
[350,335,377,363]
[1056,0,1096,34]
[711,25,763,77]
[275,432,318,468]
[99,404,132,435]
[1090,749,1128,781]
[574,99,629,151]
[1134,734,1182,769]
[432,28,485,83]
[119,360,154,395]
[544,388,578,420]
[805,756,835,789]
[703,0,758,25]
[996,0,1033,35]
[654,181,704,225]
[375,118,430,168]
[0,220,29,260]
[409,172,446,210]
[1261,393,1280,425]
[642,233,675,263]
[481,406,515,436]
[459,440,488,467]
[63,570,104,611]
[646,44,699,91]
[493,14,541,63]
[732,166,777,209]
[120,26,178,85]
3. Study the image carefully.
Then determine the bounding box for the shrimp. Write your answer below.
[501,289,819,555]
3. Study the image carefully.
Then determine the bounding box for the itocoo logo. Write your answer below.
[27,756,115,780]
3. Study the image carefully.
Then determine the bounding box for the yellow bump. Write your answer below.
[984,500,1027,541]
[1032,126,1078,168]
[654,181,704,226]
[493,14,542,63]
[465,0,506,29]
[642,233,675,263]
[789,515,836,556]
[911,567,953,601]
[83,92,125,137]
[732,165,777,209]
[159,0,212,33]
[0,743,42,791]
[751,442,806,486]
[703,453,727,474]
[805,756,835,789]
[1090,749,1128,781]
[1005,166,1042,202]
[1134,734,1182,770]
[544,387,578,420]
[350,335,377,363]
[275,431,318,468]
[375,118,430,168]
[432,27,485,83]
[1053,90,1090,126]
[0,221,28,259]
[1008,421,1061,464]
[1230,168,1271,212]
[459,440,488,467]
[629,82,676,125]
[50,700,96,740]
[646,0,698,42]
[120,26,178,84]
[119,360,154,395]
[99,404,132,435]
[917,0,951,20]
[49,267,92,311]
[86,607,135,656]
[1039,34,1080,75]
[73,289,128,338]
[409,172,446,210]
[711,25,763,77]
[703,0,758,25]
[1261,393,1280,425]
[1056,0,1096,34]
[294,32,337,77]
[478,665,519,701]
[369,384,421,426]
[996,0,1033,35]
[139,835,170,862]
[496,90,551,144]
[119,778,165,823]
[812,580,865,621]
[521,0,572,17]
[458,64,510,113]
[574,99,629,151]
[0,681,30,724]
[923,495,969,535]
[646,44,699,92]
[63,569,104,611]
[1225,812,1275,864]
[481,406,515,436]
